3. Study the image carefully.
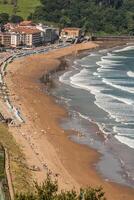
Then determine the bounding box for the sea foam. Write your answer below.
[59,47,134,150]
[59,70,73,84]
[127,71,134,78]
[102,78,134,94]
[113,46,134,53]
[115,135,134,149]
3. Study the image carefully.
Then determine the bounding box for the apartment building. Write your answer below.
[0,21,59,48]
[11,27,42,47]
[36,24,59,43]
[11,33,21,47]
[0,33,11,47]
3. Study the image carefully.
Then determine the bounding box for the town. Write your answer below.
[0,20,85,49]
[0,0,134,200]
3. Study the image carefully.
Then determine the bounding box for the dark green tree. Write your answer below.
[0,13,9,24]
[10,15,23,23]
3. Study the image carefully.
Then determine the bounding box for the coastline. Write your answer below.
[5,42,134,199]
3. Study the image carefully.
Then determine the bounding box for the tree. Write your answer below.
[95,0,123,8]
[3,0,8,4]
[59,16,71,27]
[0,13,9,24]
[15,175,106,200]
[29,0,134,35]
[10,15,23,23]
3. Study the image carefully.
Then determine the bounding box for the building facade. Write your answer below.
[60,28,81,41]
[11,33,21,47]
[0,21,59,48]
[11,27,42,47]
[0,33,11,47]
[36,24,59,43]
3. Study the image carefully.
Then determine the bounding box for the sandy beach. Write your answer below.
[5,42,134,199]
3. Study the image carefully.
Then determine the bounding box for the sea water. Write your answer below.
[53,46,134,187]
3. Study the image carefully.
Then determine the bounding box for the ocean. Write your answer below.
[52,45,134,188]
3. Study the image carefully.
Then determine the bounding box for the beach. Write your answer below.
[5,42,134,199]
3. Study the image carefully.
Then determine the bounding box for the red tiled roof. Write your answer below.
[19,20,34,26]
[12,27,41,34]
[4,23,16,29]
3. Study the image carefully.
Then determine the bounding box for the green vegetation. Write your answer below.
[15,174,106,200]
[0,13,23,25]
[0,147,5,180]
[29,0,134,35]
[0,145,10,200]
[0,0,40,19]
[0,13,9,24]
[0,0,133,34]
[10,15,23,23]
[0,123,32,194]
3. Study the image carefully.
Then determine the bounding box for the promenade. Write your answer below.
[0,44,68,126]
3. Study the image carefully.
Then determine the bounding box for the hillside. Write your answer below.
[30,0,134,35]
[0,0,40,19]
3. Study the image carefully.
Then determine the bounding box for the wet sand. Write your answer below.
[5,42,134,199]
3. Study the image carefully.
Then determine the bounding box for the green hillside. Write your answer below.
[31,0,134,34]
[0,0,40,19]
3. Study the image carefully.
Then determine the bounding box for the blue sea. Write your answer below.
[53,45,134,188]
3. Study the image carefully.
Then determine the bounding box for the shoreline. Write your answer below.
[4,42,134,199]
[51,42,134,187]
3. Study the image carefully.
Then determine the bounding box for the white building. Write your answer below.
[11,33,21,47]
[36,24,59,43]
[11,27,42,47]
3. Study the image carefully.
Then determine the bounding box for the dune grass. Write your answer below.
[0,0,40,19]
[0,123,32,193]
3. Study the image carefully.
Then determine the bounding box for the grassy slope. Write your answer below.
[0,123,32,193]
[0,0,40,19]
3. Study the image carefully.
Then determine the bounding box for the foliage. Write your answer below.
[0,123,32,193]
[29,0,134,35]
[0,13,9,24]
[10,14,23,23]
[0,0,40,19]
[15,175,106,200]
[0,148,5,180]
[0,13,23,24]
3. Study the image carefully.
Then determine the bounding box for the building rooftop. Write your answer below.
[12,27,41,34]
[4,23,16,30]
[19,20,34,26]
[62,27,81,31]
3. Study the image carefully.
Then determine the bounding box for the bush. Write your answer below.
[15,175,106,200]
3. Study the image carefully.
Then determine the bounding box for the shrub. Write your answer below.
[15,175,106,200]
